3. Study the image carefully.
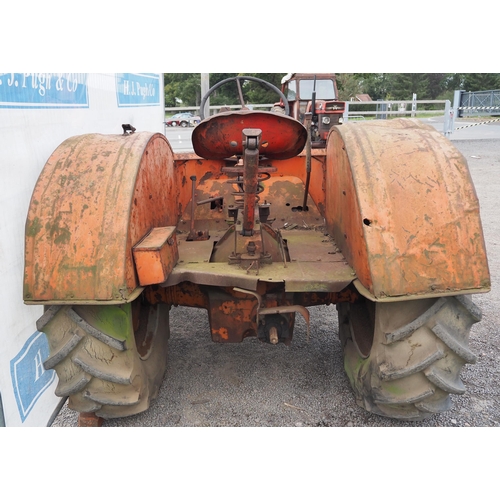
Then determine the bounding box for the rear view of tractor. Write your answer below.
[24,75,490,425]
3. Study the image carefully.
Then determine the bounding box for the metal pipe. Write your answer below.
[197,196,223,206]
[190,175,197,233]
[236,77,245,107]
[0,392,5,427]
[302,112,312,210]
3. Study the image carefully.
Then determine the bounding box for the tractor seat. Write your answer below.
[192,110,307,160]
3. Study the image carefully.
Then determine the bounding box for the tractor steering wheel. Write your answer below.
[199,76,289,120]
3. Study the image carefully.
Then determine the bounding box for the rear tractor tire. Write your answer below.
[37,294,170,419]
[337,295,481,421]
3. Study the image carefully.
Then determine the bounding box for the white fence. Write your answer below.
[165,104,274,115]
[342,98,454,135]
[166,99,455,134]
[167,90,500,138]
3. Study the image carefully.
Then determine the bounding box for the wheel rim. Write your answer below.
[348,300,375,358]
[132,297,156,360]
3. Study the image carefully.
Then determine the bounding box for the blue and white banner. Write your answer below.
[1,72,163,425]
[116,73,161,107]
[0,73,89,108]
[10,331,56,423]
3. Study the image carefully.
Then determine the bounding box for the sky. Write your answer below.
[4,2,494,73]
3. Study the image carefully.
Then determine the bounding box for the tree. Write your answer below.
[386,74,430,100]
[164,73,200,107]
[243,73,285,104]
[164,73,287,109]
[336,74,363,101]
[462,73,500,92]
[434,73,466,100]
[164,73,496,109]
[337,73,468,101]
[207,73,239,105]
[337,73,411,101]
[427,73,447,99]
[207,73,285,106]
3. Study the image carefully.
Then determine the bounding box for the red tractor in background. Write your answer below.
[278,73,345,147]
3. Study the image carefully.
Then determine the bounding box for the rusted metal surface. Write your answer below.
[163,227,354,293]
[145,282,209,309]
[176,174,326,235]
[77,412,104,427]
[192,110,307,160]
[206,286,301,344]
[24,132,177,303]
[145,281,360,345]
[186,175,210,241]
[207,288,260,342]
[326,119,491,299]
[241,128,261,235]
[266,154,327,217]
[209,224,283,266]
[24,112,488,324]
[146,277,361,346]
[133,227,179,286]
[258,304,310,342]
[173,152,327,228]
[295,289,360,306]
[282,231,344,263]
[163,260,354,293]
[325,128,372,288]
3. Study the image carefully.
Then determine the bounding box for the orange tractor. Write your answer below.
[24,75,490,424]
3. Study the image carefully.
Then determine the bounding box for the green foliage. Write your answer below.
[336,74,364,101]
[164,73,201,107]
[462,73,500,92]
[207,73,239,105]
[357,74,390,101]
[164,73,500,108]
[207,73,286,106]
[427,73,448,99]
[337,73,500,101]
[164,73,286,108]
[243,73,285,104]
[386,74,430,100]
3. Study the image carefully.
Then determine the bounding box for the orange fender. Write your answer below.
[325,119,490,300]
[24,132,176,303]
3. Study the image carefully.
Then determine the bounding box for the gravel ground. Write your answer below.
[51,138,500,428]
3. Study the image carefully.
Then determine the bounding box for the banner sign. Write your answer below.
[116,73,161,107]
[10,331,56,423]
[0,73,89,108]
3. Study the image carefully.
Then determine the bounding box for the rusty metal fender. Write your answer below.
[24,132,177,303]
[325,118,490,300]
